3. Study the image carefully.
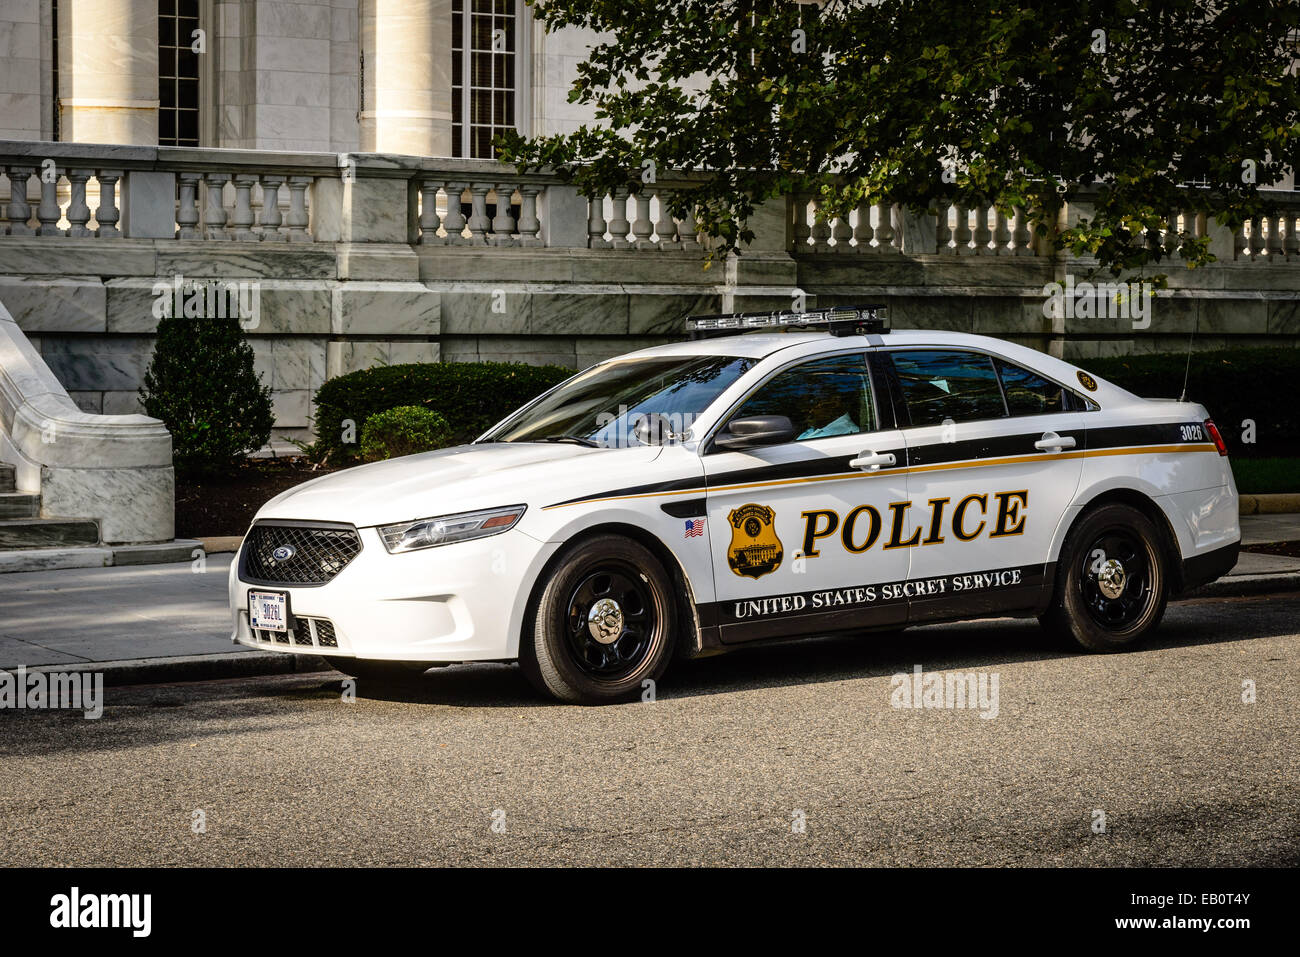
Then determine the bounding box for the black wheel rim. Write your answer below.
[563,562,657,681]
[1079,526,1154,631]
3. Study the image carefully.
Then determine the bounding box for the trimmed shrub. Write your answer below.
[314,361,574,462]
[140,312,274,475]
[1084,348,1300,456]
[360,406,453,461]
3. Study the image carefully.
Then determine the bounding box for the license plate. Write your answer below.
[249,590,289,633]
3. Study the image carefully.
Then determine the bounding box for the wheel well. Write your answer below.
[521,522,703,659]
[1066,489,1185,590]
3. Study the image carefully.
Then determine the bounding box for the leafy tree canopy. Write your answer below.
[500,0,1300,279]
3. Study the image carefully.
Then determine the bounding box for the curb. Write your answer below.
[6,651,333,687]
[1180,572,1300,600]
[1239,494,1300,515]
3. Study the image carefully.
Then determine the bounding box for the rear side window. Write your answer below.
[889,350,1006,425]
[998,360,1068,416]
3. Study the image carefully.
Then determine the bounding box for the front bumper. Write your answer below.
[228,523,556,662]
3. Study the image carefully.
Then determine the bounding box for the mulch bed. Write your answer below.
[175,459,341,538]
[1240,540,1300,559]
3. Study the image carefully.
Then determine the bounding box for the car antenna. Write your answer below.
[1178,324,1195,402]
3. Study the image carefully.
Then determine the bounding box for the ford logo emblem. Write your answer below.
[272,545,296,562]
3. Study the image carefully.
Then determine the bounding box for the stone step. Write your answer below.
[0,518,100,551]
[0,492,40,519]
[0,463,14,494]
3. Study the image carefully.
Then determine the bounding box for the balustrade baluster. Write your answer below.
[1266,213,1283,258]
[953,205,971,254]
[852,201,874,253]
[1247,215,1264,258]
[286,177,311,242]
[490,184,518,245]
[443,183,468,244]
[653,190,678,248]
[95,170,121,237]
[608,189,631,248]
[831,210,852,252]
[874,204,896,252]
[231,175,257,240]
[36,167,62,236]
[516,185,542,246]
[5,167,34,235]
[418,181,442,244]
[203,172,230,240]
[257,176,285,241]
[993,208,1011,255]
[631,191,654,249]
[1012,207,1031,256]
[176,172,202,239]
[1285,211,1300,260]
[467,184,491,245]
[65,169,92,237]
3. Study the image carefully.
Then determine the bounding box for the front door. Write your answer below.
[701,351,912,644]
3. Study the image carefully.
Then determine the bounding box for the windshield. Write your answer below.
[483,354,755,447]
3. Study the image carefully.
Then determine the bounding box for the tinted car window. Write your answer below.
[998,360,1067,416]
[732,353,875,442]
[890,350,1007,425]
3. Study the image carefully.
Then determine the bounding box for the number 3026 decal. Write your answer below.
[1180,424,1204,442]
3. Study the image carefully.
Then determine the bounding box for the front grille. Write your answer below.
[251,616,338,649]
[242,522,362,585]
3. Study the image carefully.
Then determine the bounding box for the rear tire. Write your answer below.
[520,534,676,704]
[1041,503,1169,652]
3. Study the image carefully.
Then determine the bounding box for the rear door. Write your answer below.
[700,349,911,644]
[881,348,1087,622]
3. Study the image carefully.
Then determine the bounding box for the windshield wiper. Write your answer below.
[531,435,600,448]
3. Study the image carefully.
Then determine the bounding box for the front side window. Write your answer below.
[484,355,755,447]
[890,350,1007,425]
[732,353,876,441]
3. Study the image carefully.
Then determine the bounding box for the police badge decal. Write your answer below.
[727,504,784,579]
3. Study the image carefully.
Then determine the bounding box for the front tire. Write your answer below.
[520,534,676,704]
[1041,503,1169,652]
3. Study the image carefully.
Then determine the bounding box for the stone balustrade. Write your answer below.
[0,139,1297,454]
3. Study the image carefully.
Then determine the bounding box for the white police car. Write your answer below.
[230,306,1240,704]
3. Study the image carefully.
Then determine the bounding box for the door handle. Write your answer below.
[849,450,897,471]
[1034,431,1077,452]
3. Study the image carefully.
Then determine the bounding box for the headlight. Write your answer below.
[378,505,527,554]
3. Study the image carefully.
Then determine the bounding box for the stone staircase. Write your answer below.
[0,461,101,551]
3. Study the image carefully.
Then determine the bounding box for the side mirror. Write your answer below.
[633,412,676,446]
[713,414,796,451]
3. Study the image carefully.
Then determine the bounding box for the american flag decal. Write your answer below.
[684,518,705,538]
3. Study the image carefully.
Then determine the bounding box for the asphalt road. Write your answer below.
[2,592,1297,867]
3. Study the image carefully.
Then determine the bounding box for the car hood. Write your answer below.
[254,442,664,528]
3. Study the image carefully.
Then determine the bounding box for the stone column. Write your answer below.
[360,0,452,156]
[57,0,158,144]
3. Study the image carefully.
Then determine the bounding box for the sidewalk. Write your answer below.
[1,516,1297,683]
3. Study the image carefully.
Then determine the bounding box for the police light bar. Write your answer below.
[686,304,888,338]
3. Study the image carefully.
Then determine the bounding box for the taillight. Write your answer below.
[1204,419,1227,456]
